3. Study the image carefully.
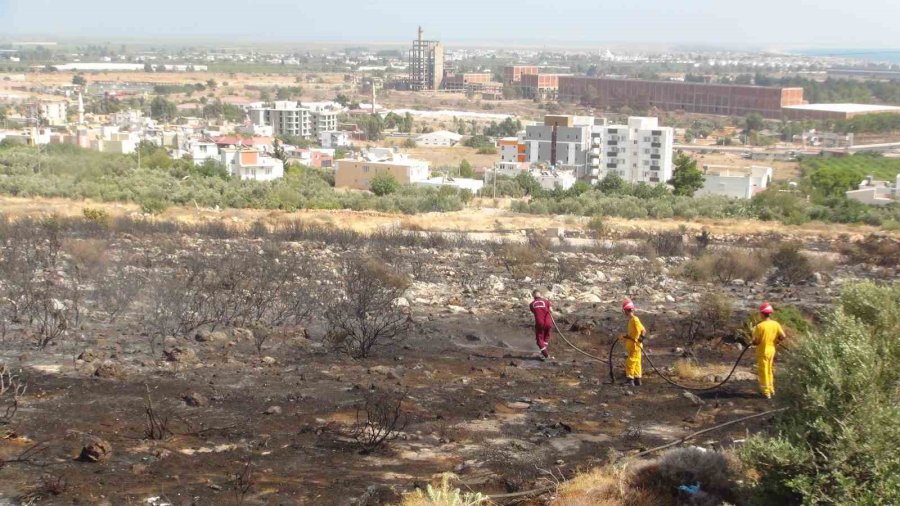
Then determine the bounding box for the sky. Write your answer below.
[1,0,898,49]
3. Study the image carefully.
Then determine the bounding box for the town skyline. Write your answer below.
[2,0,899,49]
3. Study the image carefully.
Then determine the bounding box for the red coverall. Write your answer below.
[529,297,553,357]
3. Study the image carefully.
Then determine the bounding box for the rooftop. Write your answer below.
[783,103,900,113]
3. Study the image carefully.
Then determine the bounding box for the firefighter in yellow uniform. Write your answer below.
[752,302,786,399]
[620,299,646,386]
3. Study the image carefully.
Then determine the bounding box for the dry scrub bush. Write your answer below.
[326,258,410,359]
[675,292,735,346]
[838,234,900,267]
[769,241,814,285]
[740,282,900,504]
[681,249,769,284]
[647,231,686,257]
[400,473,488,506]
[630,448,742,504]
[494,241,543,280]
[672,359,702,380]
[553,465,666,506]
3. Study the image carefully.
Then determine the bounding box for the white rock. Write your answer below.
[393,297,410,308]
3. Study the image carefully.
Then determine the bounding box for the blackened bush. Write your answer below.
[647,231,686,257]
[740,282,900,505]
[325,258,410,359]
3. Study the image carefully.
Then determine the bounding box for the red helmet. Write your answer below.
[759,302,774,315]
[622,299,636,312]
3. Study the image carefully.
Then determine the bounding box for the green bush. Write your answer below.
[740,282,900,505]
[369,173,400,196]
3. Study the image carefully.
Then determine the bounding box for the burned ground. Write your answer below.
[0,216,894,505]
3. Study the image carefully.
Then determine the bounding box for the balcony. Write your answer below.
[651,154,661,160]
[651,142,662,148]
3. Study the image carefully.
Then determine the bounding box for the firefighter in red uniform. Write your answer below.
[529,290,554,361]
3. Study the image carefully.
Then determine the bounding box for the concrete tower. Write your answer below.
[77,91,85,125]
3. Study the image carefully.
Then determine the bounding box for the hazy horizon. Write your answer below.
[1,0,898,50]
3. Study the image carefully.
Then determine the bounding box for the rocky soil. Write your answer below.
[0,220,894,505]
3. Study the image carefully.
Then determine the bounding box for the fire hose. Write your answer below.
[551,316,752,391]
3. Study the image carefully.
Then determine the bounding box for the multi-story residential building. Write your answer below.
[558,77,804,118]
[248,101,339,139]
[502,65,539,85]
[220,148,284,181]
[596,117,674,184]
[39,101,68,126]
[335,149,430,190]
[499,136,526,163]
[522,115,600,178]
[408,27,444,91]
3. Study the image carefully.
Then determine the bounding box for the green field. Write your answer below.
[801,153,900,181]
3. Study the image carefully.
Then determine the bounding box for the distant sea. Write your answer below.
[796,49,900,64]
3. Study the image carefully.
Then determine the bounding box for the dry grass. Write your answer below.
[552,465,667,506]
[0,196,893,241]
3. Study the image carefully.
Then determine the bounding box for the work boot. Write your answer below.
[633,378,642,386]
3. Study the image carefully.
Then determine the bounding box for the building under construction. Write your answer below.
[408,27,443,91]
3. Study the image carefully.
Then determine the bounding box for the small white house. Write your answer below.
[846,175,900,206]
[320,130,351,148]
[695,165,773,199]
[188,139,220,165]
[220,148,284,181]
[416,176,485,193]
[415,130,463,147]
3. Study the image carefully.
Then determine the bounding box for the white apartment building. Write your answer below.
[39,101,68,126]
[249,101,340,139]
[596,117,673,184]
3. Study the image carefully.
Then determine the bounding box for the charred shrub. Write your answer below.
[647,231,686,257]
[0,364,27,425]
[493,241,542,280]
[838,234,900,268]
[348,389,409,454]
[326,258,410,359]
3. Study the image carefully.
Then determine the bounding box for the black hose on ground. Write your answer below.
[551,317,610,364]
[608,335,753,392]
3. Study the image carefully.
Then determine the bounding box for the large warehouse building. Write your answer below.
[782,103,900,121]
[558,77,804,118]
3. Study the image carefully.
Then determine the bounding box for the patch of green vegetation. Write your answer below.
[0,144,469,214]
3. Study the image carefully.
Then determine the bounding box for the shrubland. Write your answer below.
[740,281,900,504]
[0,144,469,214]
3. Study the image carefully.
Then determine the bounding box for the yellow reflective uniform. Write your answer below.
[752,319,785,397]
[621,314,645,379]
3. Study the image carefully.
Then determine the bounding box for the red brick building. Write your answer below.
[502,65,539,84]
[558,77,804,118]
